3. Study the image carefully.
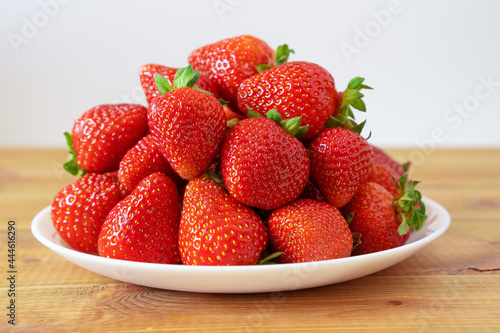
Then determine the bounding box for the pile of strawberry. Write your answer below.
[51,35,427,266]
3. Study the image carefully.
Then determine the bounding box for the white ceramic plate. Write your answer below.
[32,197,450,293]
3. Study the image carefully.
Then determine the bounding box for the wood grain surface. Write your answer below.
[1,148,499,332]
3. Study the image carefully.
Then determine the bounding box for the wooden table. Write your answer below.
[1,148,499,332]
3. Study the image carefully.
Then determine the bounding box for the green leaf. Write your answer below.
[350,120,367,135]
[226,118,239,130]
[325,116,343,129]
[172,64,200,89]
[340,89,364,109]
[351,98,366,112]
[266,109,282,124]
[295,125,309,140]
[394,174,428,234]
[192,85,214,96]
[255,64,273,73]
[155,73,174,95]
[397,219,410,235]
[258,251,284,265]
[62,132,85,176]
[247,107,264,118]
[347,77,365,90]
[280,116,302,136]
[275,44,295,66]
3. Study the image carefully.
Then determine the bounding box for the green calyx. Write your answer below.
[63,132,85,176]
[155,64,215,96]
[326,77,372,135]
[248,108,309,139]
[256,43,294,73]
[393,174,427,235]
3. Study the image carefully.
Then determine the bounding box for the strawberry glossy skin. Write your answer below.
[118,134,181,193]
[51,173,122,253]
[71,104,148,173]
[308,127,374,208]
[342,182,410,255]
[139,64,218,106]
[179,177,268,266]
[220,117,310,210]
[188,35,275,108]
[238,61,339,142]
[148,87,226,180]
[268,199,353,263]
[98,172,181,264]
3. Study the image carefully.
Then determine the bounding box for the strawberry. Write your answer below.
[98,172,181,263]
[178,177,268,266]
[139,63,218,105]
[220,110,310,210]
[118,133,182,193]
[369,164,400,197]
[342,175,427,255]
[237,62,371,142]
[308,126,374,208]
[267,198,353,263]
[238,61,337,142]
[51,173,122,253]
[148,65,226,180]
[370,144,408,176]
[188,35,275,108]
[64,104,148,175]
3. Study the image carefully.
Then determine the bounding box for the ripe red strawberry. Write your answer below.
[239,67,372,142]
[308,127,374,208]
[64,104,148,175]
[220,111,310,210]
[51,173,122,253]
[369,164,400,197]
[178,177,268,266]
[148,65,226,180]
[342,176,427,255]
[188,35,275,108]
[98,172,181,263]
[370,144,408,176]
[139,63,218,105]
[267,198,353,263]
[238,61,338,142]
[118,133,182,193]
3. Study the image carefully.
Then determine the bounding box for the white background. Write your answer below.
[1,0,499,148]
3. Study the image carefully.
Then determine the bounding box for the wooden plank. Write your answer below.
[4,276,499,332]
